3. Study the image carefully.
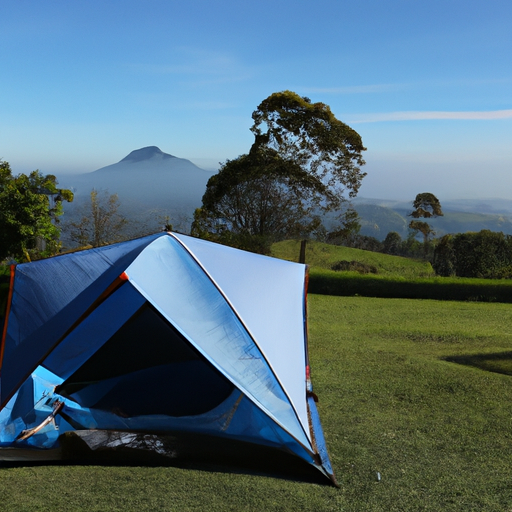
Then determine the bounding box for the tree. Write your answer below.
[191,148,323,253]
[66,189,128,247]
[401,230,424,259]
[432,234,456,277]
[0,161,73,261]
[194,91,367,252]
[251,91,366,207]
[410,192,443,219]
[351,235,383,252]
[326,208,361,246]
[408,193,443,257]
[382,231,402,255]
[433,230,512,279]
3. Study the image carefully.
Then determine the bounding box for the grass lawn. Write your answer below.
[308,295,512,511]
[2,295,512,511]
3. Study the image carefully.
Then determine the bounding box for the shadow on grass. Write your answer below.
[444,351,512,376]
[0,431,332,487]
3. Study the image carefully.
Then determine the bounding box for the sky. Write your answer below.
[1,0,511,201]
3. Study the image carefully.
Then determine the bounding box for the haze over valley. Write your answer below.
[60,146,512,243]
[61,146,215,235]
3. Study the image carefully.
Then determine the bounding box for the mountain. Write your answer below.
[62,146,215,231]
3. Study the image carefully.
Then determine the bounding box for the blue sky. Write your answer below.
[1,0,511,200]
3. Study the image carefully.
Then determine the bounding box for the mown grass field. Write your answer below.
[2,295,512,511]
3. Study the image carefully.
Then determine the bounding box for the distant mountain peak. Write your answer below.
[119,146,176,163]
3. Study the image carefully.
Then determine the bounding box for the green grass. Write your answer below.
[2,296,512,511]
[271,239,435,278]
[308,295,512,511]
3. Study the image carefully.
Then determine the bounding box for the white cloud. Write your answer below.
[348,109,512,123]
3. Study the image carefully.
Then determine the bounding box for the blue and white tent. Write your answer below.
[0,232,335,484]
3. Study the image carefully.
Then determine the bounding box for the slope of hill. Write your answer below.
[271,240,434,278]
[354,204,409,239]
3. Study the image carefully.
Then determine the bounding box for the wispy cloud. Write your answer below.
[128,47,254,85]
[300,84,405,94]
[348,109,512,123]
[301,78,512,96]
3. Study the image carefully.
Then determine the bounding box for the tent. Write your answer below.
[0,232,336,484]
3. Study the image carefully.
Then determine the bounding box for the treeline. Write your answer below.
[433,230,512,278]
[328,231,430,259]
[332,229,512,280]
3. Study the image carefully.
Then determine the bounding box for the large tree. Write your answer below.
[251,91,366,207]
[194,91,366,252]
[191,148,323,253]
[0,161,73,261]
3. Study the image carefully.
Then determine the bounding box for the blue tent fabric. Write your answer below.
[172,233,311,440]
[0,233,336,484]
[1,234,162,408]
[125,235,311,449]
[43,282,146,380]
[1,367,317,467]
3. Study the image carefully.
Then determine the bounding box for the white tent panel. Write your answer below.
[125,235,311,449]
[173,233,310,442]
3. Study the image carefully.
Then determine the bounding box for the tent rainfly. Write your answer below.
[0,232,336,484]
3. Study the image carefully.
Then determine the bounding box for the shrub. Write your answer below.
[331,260,378,274]
[433,230,512,279]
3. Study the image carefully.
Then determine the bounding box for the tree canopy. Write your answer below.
[251,91,366,204]
[410,192,444,219]
[0,161,73,261]
[382,231,402,255]
[191,148,323,253]
[433,230,512,279]
[194,91,367,252]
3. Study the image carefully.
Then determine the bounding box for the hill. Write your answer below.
[352,198,512,240]
[353,204,409,239]
[271,240,434,279]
